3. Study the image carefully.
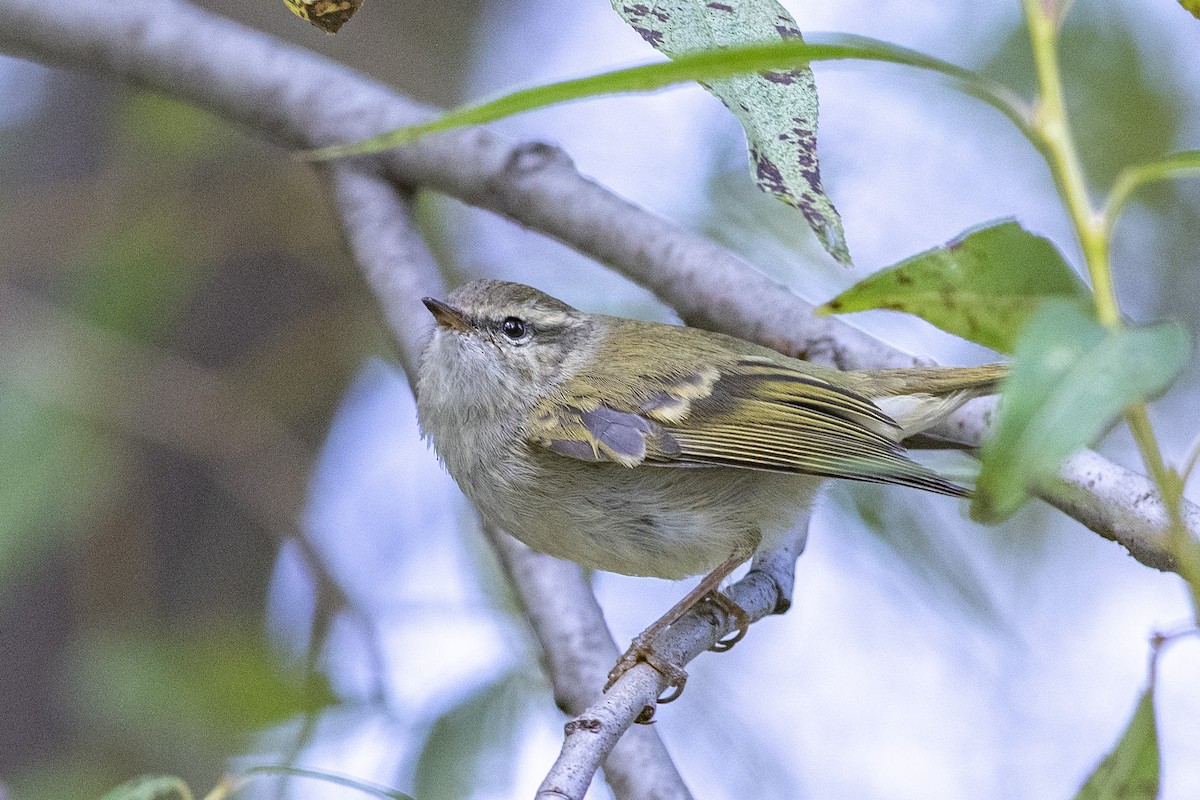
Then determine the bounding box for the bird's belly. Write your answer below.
[472,464,818,580]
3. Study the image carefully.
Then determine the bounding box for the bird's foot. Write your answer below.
[605,630,689,707]
[705,590,750,652]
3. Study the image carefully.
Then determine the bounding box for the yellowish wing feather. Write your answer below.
[530,354,969,496]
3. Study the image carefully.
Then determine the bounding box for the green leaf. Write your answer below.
[612,1,847,264]
[1179,0,1200,21]
[99,775,192,800]
[0,383,119,599]
[816,220,1091,353]
[973,302,1189,522]
[413,670,531,800]
[1074,687,1159,800]
[68,620,337,749]
[300,35,1029,168]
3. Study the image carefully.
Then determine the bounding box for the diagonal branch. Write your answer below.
[485,527,702,800]
[0,0,1188,577]
[521,529,807,800]
[2,0,1196,795]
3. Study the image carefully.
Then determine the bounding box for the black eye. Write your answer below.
[501,316,528,340]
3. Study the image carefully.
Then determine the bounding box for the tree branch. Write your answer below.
[323,165,694,798]
[487,524,805,800]
[0,0,1185,578]
[2,0,1194,794]
[325,163,444,381]
[485,527,699,800]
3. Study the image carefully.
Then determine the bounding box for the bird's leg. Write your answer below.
[604,551,750,705]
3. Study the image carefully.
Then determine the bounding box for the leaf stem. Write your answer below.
[1022,0,1200,619]
[1104,151,1200,233]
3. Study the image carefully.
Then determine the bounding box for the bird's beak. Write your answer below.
[422,297,471,333]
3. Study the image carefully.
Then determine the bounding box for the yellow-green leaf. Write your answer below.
[99,775,192,800]
[817,220,1091,354]
[283,0,363,33]
[299,36,1030,169]
[1108,150,1200,225]
[1074,687,1159,800]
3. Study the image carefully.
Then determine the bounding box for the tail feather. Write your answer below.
[851,363,1007,397]
[849,364,1006,438]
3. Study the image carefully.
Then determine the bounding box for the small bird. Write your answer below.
[417,280,1003,701]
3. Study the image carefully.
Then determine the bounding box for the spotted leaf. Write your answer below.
[612,0,849,264]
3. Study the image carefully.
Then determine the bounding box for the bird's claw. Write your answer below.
[704,591,750,652]
[605,633,689,718]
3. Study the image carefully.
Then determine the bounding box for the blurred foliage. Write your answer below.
[1,68,374,800]
[6,619,337,800]
[1074,686,1159,800]
[67,212,208,340]
[98,767,421,800]
[66,620,336,746]
[412,670,537,800]
[982,9,1181,196]
[100,775,194,800]
[0,384,119,594]
[114,94,224,162]
[827,483,1005,629]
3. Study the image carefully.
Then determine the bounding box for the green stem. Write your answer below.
[1128,406,1200,612]
[1022,0,1200,618]
[1022,0,1119,326]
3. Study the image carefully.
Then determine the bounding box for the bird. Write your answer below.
[416,279,1004,703]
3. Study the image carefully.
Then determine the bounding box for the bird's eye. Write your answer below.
[501,316,528,340]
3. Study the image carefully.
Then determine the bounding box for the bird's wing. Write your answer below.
[528,355,968,497]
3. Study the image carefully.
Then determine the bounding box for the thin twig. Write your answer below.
[488,525,806,800]
[486,528,698,800]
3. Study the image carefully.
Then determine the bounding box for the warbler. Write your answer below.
[416,280,1003,699]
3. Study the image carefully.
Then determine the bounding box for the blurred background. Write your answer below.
[1,0,1199,798]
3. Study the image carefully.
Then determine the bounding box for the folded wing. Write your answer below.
[530,355,969,497]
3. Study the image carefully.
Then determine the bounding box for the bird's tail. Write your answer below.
[848,363,1007,438]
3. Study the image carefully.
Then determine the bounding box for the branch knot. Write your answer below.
[563,717,603,736]
[506,140,573,175]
